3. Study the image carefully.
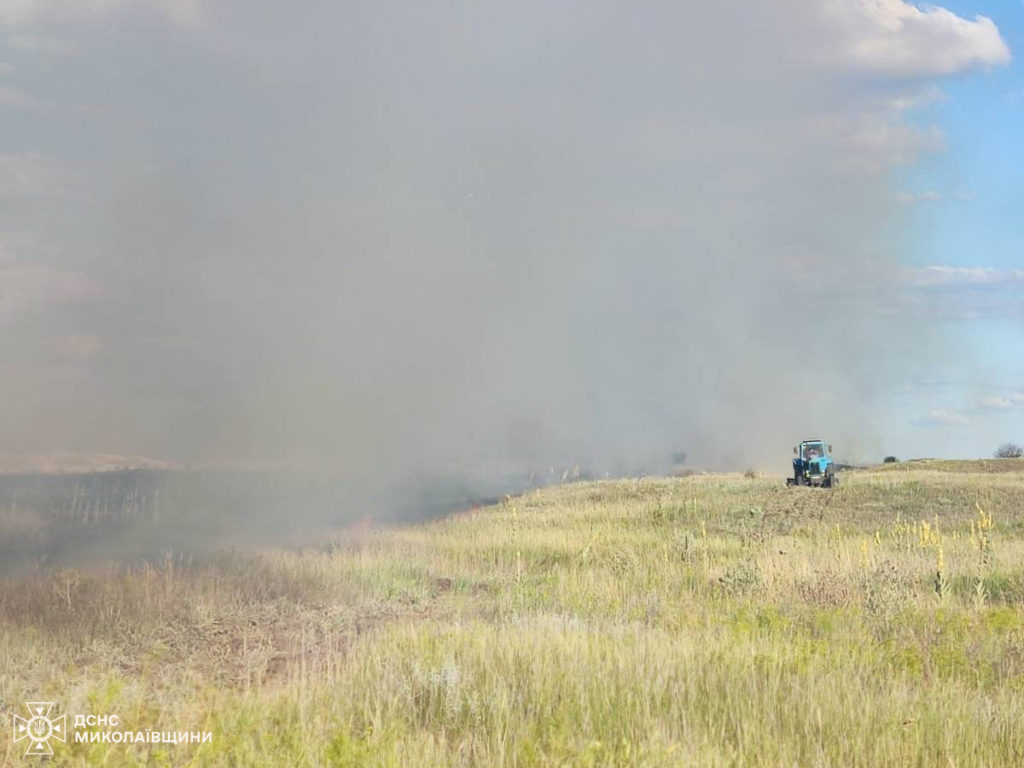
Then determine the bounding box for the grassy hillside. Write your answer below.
[874,458,1024,474]
[3,464,1024,766]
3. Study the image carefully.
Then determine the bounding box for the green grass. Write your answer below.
[3,466,1024,766]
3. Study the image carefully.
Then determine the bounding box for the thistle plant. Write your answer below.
[934,536,950,602]
[971,503,995,609]
[891,513,913,553]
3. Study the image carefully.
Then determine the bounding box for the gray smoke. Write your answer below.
[0,1,1009,491]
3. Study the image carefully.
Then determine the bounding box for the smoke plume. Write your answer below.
[0,1,1009,491]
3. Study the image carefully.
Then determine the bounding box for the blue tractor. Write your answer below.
[786,439,838,488]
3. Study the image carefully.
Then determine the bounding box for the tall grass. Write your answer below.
[3,467,1024,765]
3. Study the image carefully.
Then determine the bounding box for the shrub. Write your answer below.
[995,443,1024,459]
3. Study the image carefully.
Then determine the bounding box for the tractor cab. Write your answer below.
[787,440,837,488]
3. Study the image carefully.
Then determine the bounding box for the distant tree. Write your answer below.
[995,443,1024,459]
[883,456,898,464]
[671,451,688,466]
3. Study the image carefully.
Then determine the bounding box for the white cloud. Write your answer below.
[897,190,942,204]
[886,84,947,111]
[847,118,944,170]
[801,112,946,175]
[884,266,1024,321]
[829,0,1011,77]
[893,187,974,207]
[903,266,1024,288]
[913,409,970,426]
[979,393,1024,411]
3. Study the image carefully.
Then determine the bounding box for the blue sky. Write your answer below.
[891,0,1024,457]
[906,0,1023,273]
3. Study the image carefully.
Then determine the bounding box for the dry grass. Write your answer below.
[873,457,1024,474]
[2,465,1024,766]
